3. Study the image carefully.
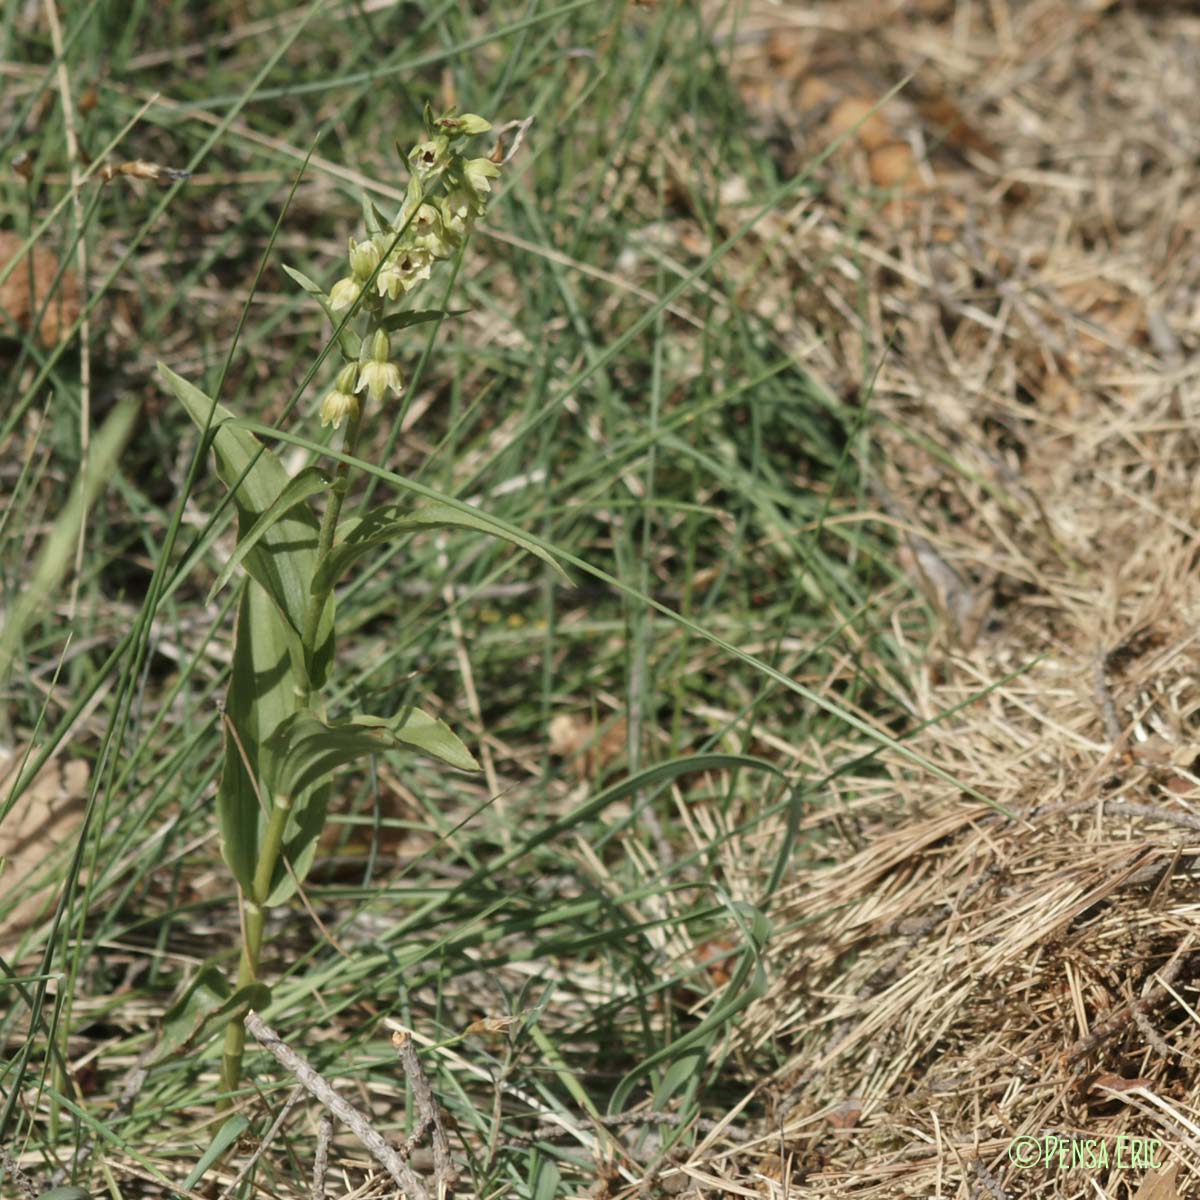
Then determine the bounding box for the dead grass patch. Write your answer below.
[684,1,1200,1195]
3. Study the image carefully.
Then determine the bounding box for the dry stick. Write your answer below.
[40,0,92,616]
[972,1157,1010,1200]
[1104,801,1200,834]
[245,1012,429,1200]
[391,1031,455,1195]
[1092,654,1124,746]
[312,1113,334,1200]
[1,1146,38,1200]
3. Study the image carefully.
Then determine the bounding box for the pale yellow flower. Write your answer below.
[348,237,382,281]
[320,365,360,428]
[408,135,451,180]
[440,189,474,242]
[408,203,453,258]
[329,277,362,311]
[356,359,404,402]
[462,157,500,211]
[376,245,434,299]
[376,261,406,301]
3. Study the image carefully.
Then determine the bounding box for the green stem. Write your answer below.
[300,375,368,705]
[219,794,289,1105]
[221,335,374,1105]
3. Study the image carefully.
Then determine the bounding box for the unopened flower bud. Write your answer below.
[462,157,500,211]
[329,277,362,311]
[320,363,360,429]
[348,237,382,281]
[436,112,492,138]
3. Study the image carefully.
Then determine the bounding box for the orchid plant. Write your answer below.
[158,108,562,1101]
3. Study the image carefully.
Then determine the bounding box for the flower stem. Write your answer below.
[220,353,371,1106]
[300,376,368,706]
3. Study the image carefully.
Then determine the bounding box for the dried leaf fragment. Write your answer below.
[0,231,81,346]
[0,746,89,951]
[1132,1162,1180,1200]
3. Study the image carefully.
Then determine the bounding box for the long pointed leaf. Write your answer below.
[258,707,477,906]
[280,263,361,359]
[264,708,480,801]
[314,500,569,595]
[158,363,335,687]
[206,465,331,604]
[609,900,771,1113]
[220,580,300,892]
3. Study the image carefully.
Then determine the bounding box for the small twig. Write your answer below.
[397,1114,434,1160]
[1092,655,1123,746]
[1,1146,38,1200]
[313,1113,334,1200]
[392,1030,456,1196]
[1105,801,1200,834]
[245,1012,429,1200]
[972,1157,1010,1200]
[495,116,533,164]
[1132,1005,1174,1060]
[41,0,92,617]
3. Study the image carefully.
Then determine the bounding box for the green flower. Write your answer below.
[409,203,452,258]
[356,359,404,401]
[348,237,382,281]
[440,189,474,243]
[320,364,360,429]
[329,277,363,312]
[435,112,492,138]
[408,135,451,180]
[375,245,434,300]
[462,157,501,211]
[356,329,403,401]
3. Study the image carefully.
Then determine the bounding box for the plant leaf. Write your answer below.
[183,1115,250,1191]
[362,195,391,236]
[379,308,466,334]
[207,465,331,604]
[0,398,139,683]
[265,708,480,800]
[158,363,336,688]
[263,778,331,908]
[156,964,270,1065]
[315,499,570,594]
[219,580,304,892]
[280,262,324,298]
[257,707,477,906]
